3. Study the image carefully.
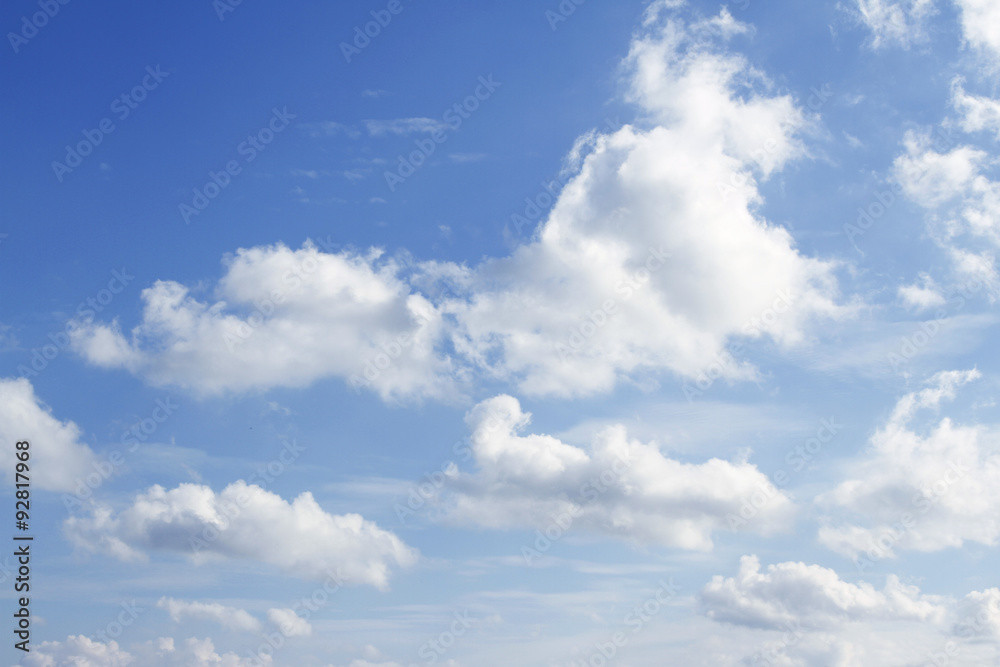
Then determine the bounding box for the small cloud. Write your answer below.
[265,401,292,416]
[899,284,946,310]
[292,169,319,179]
[267,608,312,637]
[302,121,361,139]
[364,117,448,136]
[157,598,262,633]
[343,168,371,182]
[844,131,864,149]
[448,153,488,163]
[370,197,387,204]
[899,273,946,310]
[439,225,452,240]
[362,89,389,99]
[0,323,15,352]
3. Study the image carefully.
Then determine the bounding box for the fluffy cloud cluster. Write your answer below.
[869,0,1000,291]
[0,377,99,493]
[952,79,1000,140]
[440,395,794,551]
[953,588,1000,638]
[68,243,457,402]
[701,557,1000,667]
[438,5,846,398]
[22,635,267,667]
[818,369,1000,558]
[853,0,1000,56]
[952,0,1000,61]
[893,127,1000,288]
[64,481,417,588]
[700,555,945,630]
[69,4,847,402]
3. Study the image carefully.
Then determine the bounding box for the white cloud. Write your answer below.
[64,481,417,589]
[157,598,261,633]
[893,130,1000,288]
[68,242,459,403]
[21,634,134,667]
[22,635,270,667]
[0,377,99,493]
[948,247,999,290]
[699,560,1000,666]
[898,273,947,310]
[303,121,360,139]
[435,6,846,398]
[818,369,1000,559]
[952,79,1000,140]
[852,0,937,49]
[267,607,312,637]
[953,588,1000,638]
[893,131,984,209]
[952,0,1000,62]
[70,5,848,403]
[0,322,18,351]
[700,555,946,630]
[440,395,795,551]
[448,152,487,163]
[363,117,448,136]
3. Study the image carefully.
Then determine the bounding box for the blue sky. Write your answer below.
[2,0,1000,665]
